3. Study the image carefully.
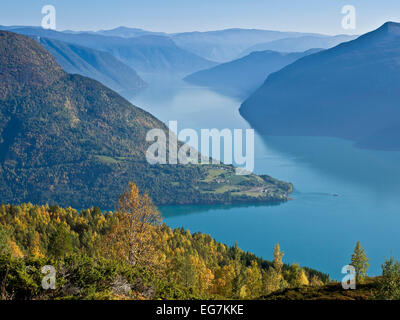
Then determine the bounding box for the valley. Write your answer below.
[2,13,400,301]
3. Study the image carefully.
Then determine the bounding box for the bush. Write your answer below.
[375,255,400,300]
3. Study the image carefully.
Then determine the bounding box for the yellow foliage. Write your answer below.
[102,183,163,269]
[9,240,23,258]
[190,255,214,294]
[298,269,310,286]
[30,232,44,258]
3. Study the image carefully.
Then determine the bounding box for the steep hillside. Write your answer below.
[0,27,217,75]
[0,30,292,208]
[184,49,321,98]
[36,37,146,95]
[239,34,356,57]
[240,22,400,150]
[0,202,328,300]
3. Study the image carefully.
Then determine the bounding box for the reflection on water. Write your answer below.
[160,201,283,219]
[259,135,400,197]
[131,77,400,280]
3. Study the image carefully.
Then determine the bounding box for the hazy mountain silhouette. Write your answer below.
[240,22,400,150]
[239,34,357,57]
[83,26,167,38]
[35,37,146,96]
[171,29,323,62]
[0,26,217,75]
[184,49,321,98]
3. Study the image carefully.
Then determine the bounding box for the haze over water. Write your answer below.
[131,75,400,280]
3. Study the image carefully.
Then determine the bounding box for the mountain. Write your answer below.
[88,26,167,38]
[239,22,400,150]
[0,26,217,75]
[171,29,323,62]
[35,37,146,96]
[0,30,292,207]
[97,35,218,75]
[239,34,357,57]
[184,49,321,98]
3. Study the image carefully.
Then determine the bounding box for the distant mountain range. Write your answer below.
[94,28,356,63]
[1,25,356,65]
[0,30,292,207]
[79,26,167,38]
[240,22,400,151]
[35,37,147,96]
[239,34,357,57]
[65,26,326,62]
[170,29,322,62]
[0,26,217,76]
[184,49,321,98]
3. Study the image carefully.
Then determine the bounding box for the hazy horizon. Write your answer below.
[1,23,362,37]
[1,0,399,35]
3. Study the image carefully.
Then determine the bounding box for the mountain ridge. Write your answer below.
[238,34,357,57]
[0,26,217,75]
[34,36,147,96]
[0,30,292,207]
[239,22,400,150]
[184,48,321,98]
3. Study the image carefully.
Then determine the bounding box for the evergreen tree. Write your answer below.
[350,241,370,283]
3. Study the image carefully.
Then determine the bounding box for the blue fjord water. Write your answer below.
[131,76,400,280]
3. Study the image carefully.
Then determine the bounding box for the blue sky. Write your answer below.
[1,0,400,35]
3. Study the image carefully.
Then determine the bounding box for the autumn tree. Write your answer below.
[285,263,309,287]
[212,264,235,297]
[263,268,284,294]
[0,225,11,255]
[309,275,324,287]
[272,243,286,287]
[261,243,288,295]
[350,241,369,283]
[29,232,43,258]
[191,255,214,295]
[273,243,284,273]
[103,182,162,268]
[231,242,246,299]
[244,261,263,299]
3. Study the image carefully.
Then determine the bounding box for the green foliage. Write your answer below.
[350,241,370,283]
[284,263,309,287]
[0,202,328,300]
[375,255,400,300]
[273,243,284,273]
[48,223,76,259]
[0,224,11,255]
[0,31,292,208]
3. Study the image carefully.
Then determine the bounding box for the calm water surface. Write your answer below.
[131,75,400,279]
